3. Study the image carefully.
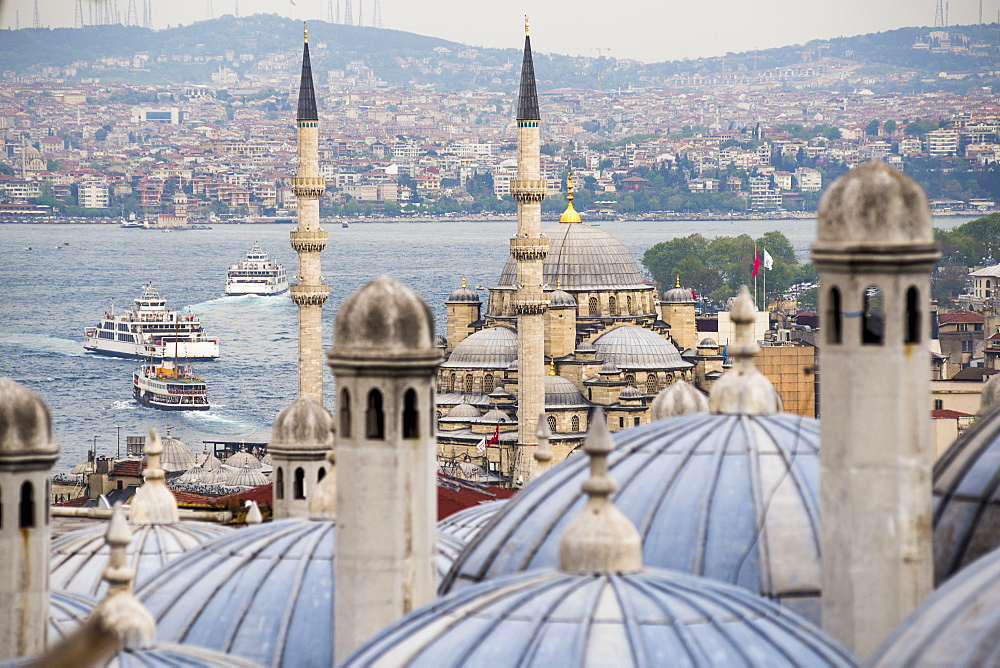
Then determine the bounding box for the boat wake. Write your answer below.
[184,408,261,433]
[0,333,87,357]
[110,399,139,410]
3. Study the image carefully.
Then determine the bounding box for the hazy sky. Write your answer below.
[2,0,998,62]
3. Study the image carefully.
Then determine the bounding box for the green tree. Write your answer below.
[883,119,897,135]
[0,162,14,176]
[865,119,881,137]
[46,158,60,171]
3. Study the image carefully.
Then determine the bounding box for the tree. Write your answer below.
[46,159,60,172]
[883,119,897,136]
[865,119,881,137]
[0,162,14,176]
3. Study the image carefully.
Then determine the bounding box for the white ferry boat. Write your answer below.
[133,358,209,411]
[225,242,289,296]
[83,284,220,360]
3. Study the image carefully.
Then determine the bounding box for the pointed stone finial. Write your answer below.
[981,372,1000,415]
[534,412,553,477]
[129,428,179,525]
[558,408,642,574]
[94,504,156,651]
[245,500,262,525]
[709,287,783,415]
[650,380,710,420]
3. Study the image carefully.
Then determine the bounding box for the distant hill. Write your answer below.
[1,14,998,92]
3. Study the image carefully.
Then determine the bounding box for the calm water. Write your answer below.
[0,215,976,472]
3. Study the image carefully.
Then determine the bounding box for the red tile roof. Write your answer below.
[210,483,273,508]
[932,409,974,419]
[938,311,984,324]
[111,460,145,477]
[437,474,515,521]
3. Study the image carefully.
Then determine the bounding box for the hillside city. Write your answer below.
[1,17,998,222]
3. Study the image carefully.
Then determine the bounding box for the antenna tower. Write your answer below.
[327,0,335,22]
[75,0,84,27]
[143,0,151,27]
[373,0,381,28]
[357,0,364,25]
[126,0,138,26]
[343,0,353,25]
[980,0,984,23]
[234,0,240,18]
[934,0,944,27]
[33,0,40,28]
[207,0,214,20]
[336,0,341,23]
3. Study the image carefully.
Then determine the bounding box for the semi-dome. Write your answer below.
[442,413,823,622]
[445,402,481,419]
[346,568,852,667]
[0,376,58,462]
[224,451,261,469]
[593,325,692,371]
[497,223,648,291]
[226,465,269,488]
[544,375,588,407]
[158,434,196,472]
[441,326,517,369]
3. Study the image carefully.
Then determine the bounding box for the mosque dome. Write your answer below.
[442,326,517,369]
[176,465,212,483]
[436,532,465,583]
[497,223,648,291]
[0,376,58,462]
[699,337,719,348]
[619,385,643,400]
[445,402,481,419]
[548,288,576,307]
[446,286,481,303]
[50,521,232,599]
[442,412,823,622]
[663,281,695,304]
[196,450,223,471]
[544,375,588,407]
[346,567,852,667]
[224,451,261,469]
[576,339,596,353]
[868,542,1000,666]
[592,325,692,371]
[158,434,196,472]
[226,465,269,488]
[271,396,334,456]
[48,590,94,642]
[260,453,272,466]
[437,499,509,544]
[480,408,513,423]
[333,275,436,354]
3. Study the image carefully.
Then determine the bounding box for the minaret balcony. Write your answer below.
[291,176,327,199]
[510,179,547,202]
[510,237,549,261]
[290,229,329,252]
[290,284,330,306]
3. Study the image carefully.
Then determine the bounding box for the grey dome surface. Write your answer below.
[663,285,695,303]
[446,286,481,303]
[176,466,212,483]
[445,402,481,419]
[197,451,223,471]
[226,465,269,488]
[10,643,260,667]
[619,385,643,399]
[345,568,852,667]
[544,375,589,407]
[159,435,196,472]
[593,325,692,371]
[436,531,465,583]
[442,413,823,622]
[547,288,576,307]
[868,542,1000,666]
[576,339,596,353]
[50,521,232,598]
[437,499,509,544]
[271,396,334,453]
[699,337,719,348]
[49,589,95,642]
[480,408,512,423]
[0,376,58,461]
[497,222,648,291]
[224,451,261,468]
[442,326,517,369]
[933,405,1000,584]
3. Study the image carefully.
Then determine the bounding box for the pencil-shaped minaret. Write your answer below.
[290,24,329,403]
[509,17,549,485]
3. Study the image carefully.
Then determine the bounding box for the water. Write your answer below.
[0,216,977,472]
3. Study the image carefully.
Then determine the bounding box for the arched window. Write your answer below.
[625,374,636,388]
[988,280,992,289]
[826,286,842,345]
[366,389,385,439]
[19,481,34,529]
[588,296,600,316]
[645,375,658,394]
[547,415,557,432]
[0,482,3,529]
[340,388,352,438]
[863,286,884,345]
[571,415,580,432]
[483,374,494,394]
[450,373,457,392]
[403,388,419,439]
[318,467,326,482]
[609,296,618,315]
[626,295,633,314]
[464,374,474,394]
[275,467,284,499]
[293,467,305,500]
[905,286,921,344]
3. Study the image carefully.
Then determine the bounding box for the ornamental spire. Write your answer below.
[559,171,582,223]
[297,23,318,122]
[517,18,540,121]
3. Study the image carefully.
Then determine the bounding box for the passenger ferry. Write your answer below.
[225,242,289,296]
[133,358,209,411]
[83,283,220,360]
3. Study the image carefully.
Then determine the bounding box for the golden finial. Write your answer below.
[525,15,529,36]
[461,275,466,289]
[556,277,562,290]
[304,23,309,43]
[550,359,556,376]
[567,171,574,201]
[559,171,582,224]
[675,274,681,288]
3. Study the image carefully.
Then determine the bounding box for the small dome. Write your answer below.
[488,386,514,399]
[437,499,509,544]
[443,413,823,622]
[332,275,436,354]
[345,569,852,667]
[650,380,709,420]
[271,397,334,456]
[480,408,512,423]
[548,288,576,307]
[176,466,212,483]
[446,286,481,303]
[445,402,481,419]
[442,327,517,369]
[50,521,232,598]
[545,375,588,407]
[226,465,269,488]
[0,376,58,463]
[159,434,196,472]
[260,453,272,466]
[663,285,695,303]
[817,160,933,245]
[593,325,691,371]
[436,532,465,583]
[698,337,719,348]
[576,339,596,353]
[196,450,223,471]
[599,358,620,374]
[225,451,261,468]
[619,385,642,400]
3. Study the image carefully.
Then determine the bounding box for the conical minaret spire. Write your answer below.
[290,22,329,403]
[508,17,549,486]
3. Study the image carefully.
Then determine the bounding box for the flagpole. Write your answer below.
[754,244,758,308]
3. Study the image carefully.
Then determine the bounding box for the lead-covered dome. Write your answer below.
[497,223,648,291]
[159,434,196,472]
[544,375,589,407]
[663,285,695,303]
[446,286,481,303]
[442,413,823,622]
[442,326,517,369]
[548,288,576,307]
[592,325,691,370]
[0,377,58,463]
[445,402,481,419]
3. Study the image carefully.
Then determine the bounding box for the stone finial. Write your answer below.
[533,412,554,477]
[709,287,783,415]
[981,373,1000,415]
[245,500,262,525]
[129,428,179,525]
[309,446,337,520]
[0,376,59,464]
[650,380,710,420]
[816,160,933,245]
[558,408,642,574]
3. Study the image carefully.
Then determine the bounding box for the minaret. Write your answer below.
[508,17,549,485]
[290,24,329,403]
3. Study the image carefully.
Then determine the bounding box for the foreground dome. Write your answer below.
[497,222,648,291]
[592,325,691,370]
[442,326,517,369]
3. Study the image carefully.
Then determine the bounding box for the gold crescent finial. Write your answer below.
[550,359,556,376]
[461,274,466,288]
[304,23,309,43]
[567,171,574,201]
[675,274,681,288]
[525,15,529,36]
[556,277,562,290]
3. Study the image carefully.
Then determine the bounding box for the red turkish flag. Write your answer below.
[487,425,499,445]
[751,248,761,279]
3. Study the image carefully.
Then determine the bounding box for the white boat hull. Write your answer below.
[85,336,219,360]
[224,280,289,296]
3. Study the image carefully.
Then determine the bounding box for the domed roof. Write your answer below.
[49,590,94,642]
[548,288,576,307]
[663,279,695,303]
[159,434,196,472]
[436,532,465,583]
[445,402,481,419]
[869,543,1000,666]
[0,376,58,464]
[446,286,481,303]
[442,326,517,369]
[576,339,596,353]
[260,453,272,466]
[271,396,334,456]
[650,380,710,420]
[332,275,436,355]
[544,375,588,407]
[619,385,642,400]
[442,413,823,622]
[437,499,509,544]
[50,521,232,598]
[345,569,852,667]
[196,450,223,471]
[496,223,648,291]
[225,451,261,468]
[226,465,269,488]
[481,408,512,423]
[593,325,692,371]
[176,465,212,483]
[699,337,719,348]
